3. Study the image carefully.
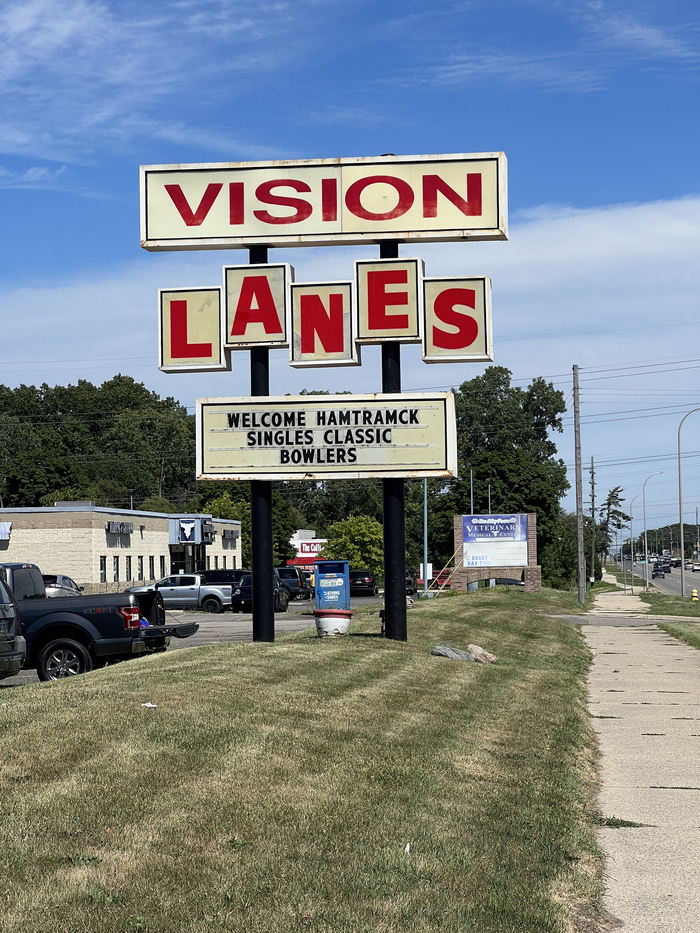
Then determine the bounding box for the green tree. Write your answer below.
[598,487,631,557]
[320,515,384,577]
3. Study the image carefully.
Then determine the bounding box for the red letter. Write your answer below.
[164,183,222,226]
[229,182,244,224]
[230,275,283,336]
[321,177,338,221]
[169,300,212,357]
[422,173,482,218]
[253,179,313,225]
[345,175,414,221]
[432,288,479,349]
[367,269,409,330]
[300,293,345,354]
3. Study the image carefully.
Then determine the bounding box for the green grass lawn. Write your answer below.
[640,592,700,618]
[0,589,603,933]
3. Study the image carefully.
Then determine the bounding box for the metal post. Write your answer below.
[573,365,586,604]
[487,483,491,514]
[469,466,474,515]
[423,478,429,596]
[249,245,274,642]
[642,471,662,593]
[677,409,700,598]
[380,239,407,641]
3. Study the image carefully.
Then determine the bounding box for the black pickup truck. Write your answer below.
[0,562,198,682]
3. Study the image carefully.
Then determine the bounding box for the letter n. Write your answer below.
[289,283,360,368]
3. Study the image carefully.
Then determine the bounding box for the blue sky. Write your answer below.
[1,0,699,533]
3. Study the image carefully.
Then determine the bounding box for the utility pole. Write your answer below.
[573,365,586,604]
[589,456,596,583]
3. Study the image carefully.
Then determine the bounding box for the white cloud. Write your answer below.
[576,1,698,61]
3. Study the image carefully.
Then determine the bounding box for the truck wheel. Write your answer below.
[37,639,93,681]
[202,597,222,613]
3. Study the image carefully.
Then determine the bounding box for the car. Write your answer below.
[41,573,84,597]
[230,571,289,613]
[405,569,417,595]
[693,563,700,573]
[651,563,665,579]
[275,565,311,600]
[349,570,378,596]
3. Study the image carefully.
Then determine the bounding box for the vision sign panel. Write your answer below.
[141,153,507,249]
[462,514,528,568]
[197,393,457,481]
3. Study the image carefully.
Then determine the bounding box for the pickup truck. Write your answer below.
[0,562,198,682]
[127,573,232,613]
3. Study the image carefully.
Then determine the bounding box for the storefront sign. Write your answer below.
[196,393,457,481]
[141,153,507,249]
[159,260,492,372]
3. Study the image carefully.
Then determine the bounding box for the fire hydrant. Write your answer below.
[692,588,698,602]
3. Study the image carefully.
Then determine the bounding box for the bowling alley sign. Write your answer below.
[141,153,506,374]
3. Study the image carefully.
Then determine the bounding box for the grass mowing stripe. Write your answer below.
[0,591,600,933]
[657,621,700,650]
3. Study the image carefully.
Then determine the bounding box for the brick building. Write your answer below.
[0,504,241,594]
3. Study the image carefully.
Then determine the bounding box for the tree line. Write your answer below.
[0,368,627,586]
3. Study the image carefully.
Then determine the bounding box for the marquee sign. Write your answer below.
[462,514,529,568]
[196,393,457,481]
[140,153,507,249]
[159,259,492,372]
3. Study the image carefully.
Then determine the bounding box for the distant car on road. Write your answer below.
[693,563,700,573]
[42,573,84,598]
[349,570,379,596]
[651,563,665,579]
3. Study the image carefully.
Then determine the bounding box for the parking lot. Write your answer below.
[1,594,384,689]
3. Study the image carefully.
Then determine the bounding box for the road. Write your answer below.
[620,560,700,597]
[0,594,384,689]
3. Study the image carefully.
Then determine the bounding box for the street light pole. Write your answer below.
[628,493,640,596]
[677,409,700,598]
[642,471,663,592]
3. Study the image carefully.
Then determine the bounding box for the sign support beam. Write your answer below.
[380,240,407,642]
[249,245,275,642]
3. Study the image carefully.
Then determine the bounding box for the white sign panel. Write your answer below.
[197,393,458,481]
[141,153,507,249]
[462,514,528,568]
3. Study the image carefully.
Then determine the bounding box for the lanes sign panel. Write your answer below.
[141,153,508,249]
[196,393,458,481]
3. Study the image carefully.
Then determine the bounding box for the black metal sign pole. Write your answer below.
[380,240,407,641]
[249,245,275,642]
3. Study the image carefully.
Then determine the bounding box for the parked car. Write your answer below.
[230,571,289,613]
[128,573,232,613]
[42,573,84,597]
[693,563,700,573]
[0,577,26,681]
[275,566,311,600]
[199,568,248,586]
[0,562,197,682]
[349,570,379,596]
[405,569,417,595]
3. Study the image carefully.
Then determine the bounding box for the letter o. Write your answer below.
[345,175,415,221]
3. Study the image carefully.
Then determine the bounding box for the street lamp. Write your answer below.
[642,471,663,592]
[677,409,700,598]
[628,493,641,596]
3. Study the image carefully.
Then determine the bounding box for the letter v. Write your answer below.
[164,183,223,226]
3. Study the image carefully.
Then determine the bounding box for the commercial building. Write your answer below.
[0,503,241,594]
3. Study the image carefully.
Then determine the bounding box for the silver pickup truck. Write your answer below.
[128,573,232,613]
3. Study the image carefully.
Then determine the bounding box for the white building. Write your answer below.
[0,503,241,594]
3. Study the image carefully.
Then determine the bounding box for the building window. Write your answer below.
[113,556,119,583]
[126,556,132,581]
[214,555,219,569]
[223,556,227,569]
[160,555,166,577]
[149,555,155,580]
[137,556,144,581]
[99,556,106,583]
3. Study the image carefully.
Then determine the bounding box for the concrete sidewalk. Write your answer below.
[581,614,700,931]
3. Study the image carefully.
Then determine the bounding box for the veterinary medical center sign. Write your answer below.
[141,153,507,249]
